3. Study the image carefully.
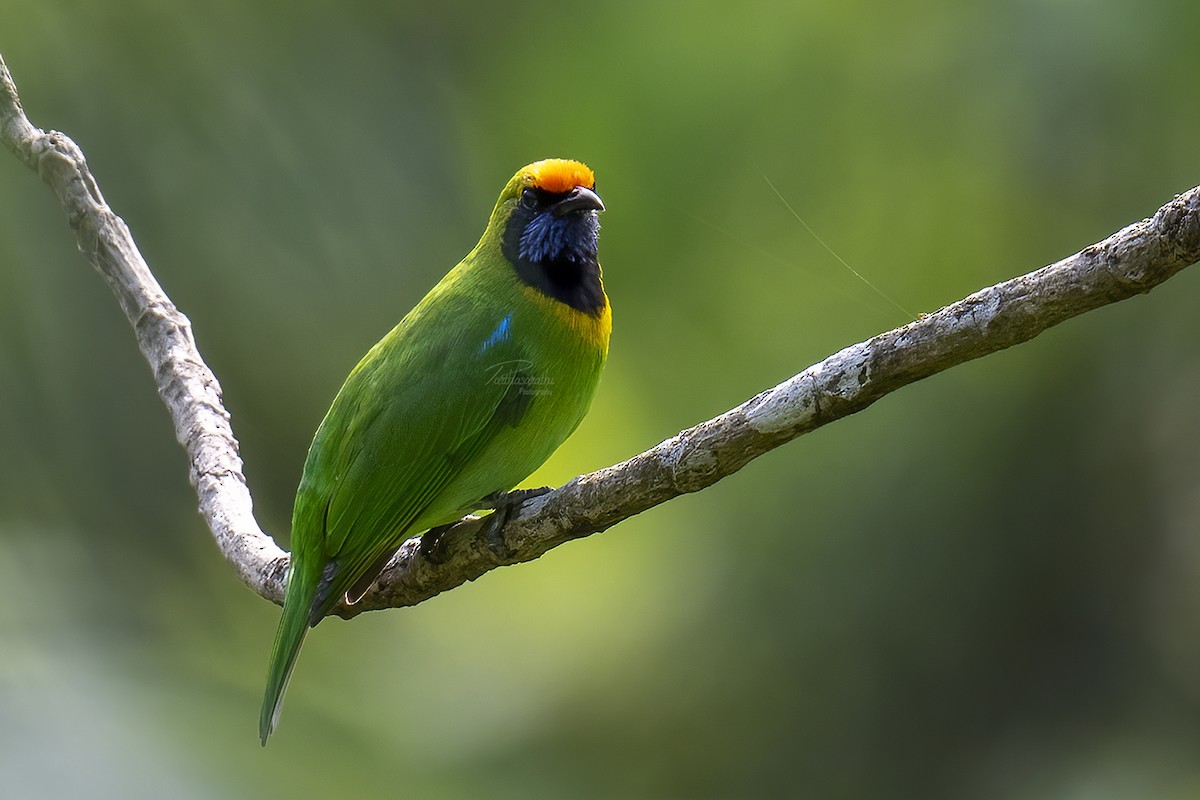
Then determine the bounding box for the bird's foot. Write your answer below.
[479,486,552,509]
[480,486,551,560]
[417,522,457,565]
[419,488,551,565]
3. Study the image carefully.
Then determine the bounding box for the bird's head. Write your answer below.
[498,159,604,266]
[487,159,607,315]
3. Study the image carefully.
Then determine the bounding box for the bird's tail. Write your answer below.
[259,580,312,746]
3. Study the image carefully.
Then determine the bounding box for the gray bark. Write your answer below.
[3,52,1198,617]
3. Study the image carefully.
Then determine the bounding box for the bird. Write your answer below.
[259,159,611,744]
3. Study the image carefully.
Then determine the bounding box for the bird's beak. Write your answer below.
[551,186,605,216]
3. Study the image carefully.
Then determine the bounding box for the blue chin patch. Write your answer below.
[519,210,600,266]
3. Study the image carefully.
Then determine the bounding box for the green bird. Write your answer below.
[259,159,611,744]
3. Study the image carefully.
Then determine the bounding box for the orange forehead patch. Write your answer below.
[525,159,595,193]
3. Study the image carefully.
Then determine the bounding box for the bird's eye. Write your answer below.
[520,189,537,210]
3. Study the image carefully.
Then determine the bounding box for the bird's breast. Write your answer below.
[519,283,612,355]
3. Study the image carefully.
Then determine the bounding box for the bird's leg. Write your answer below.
[418,488,552,564]
[479,486,552,560]
[478,486,553,509]
[417,522,458,564]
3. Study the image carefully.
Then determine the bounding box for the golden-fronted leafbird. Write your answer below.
[259,159,610,743]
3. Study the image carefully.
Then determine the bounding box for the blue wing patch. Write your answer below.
[479,313,513,354]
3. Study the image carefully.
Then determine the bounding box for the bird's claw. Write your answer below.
[480,486,552,509]
[417,521,456,564]
[480,486,551,560]
[418,487,551,565]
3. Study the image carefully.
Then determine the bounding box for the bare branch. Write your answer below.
[3,51,1198,618]
[1,53,288,603]
[354,181,1200,615]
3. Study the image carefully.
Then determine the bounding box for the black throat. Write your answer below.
[501,189,606,316]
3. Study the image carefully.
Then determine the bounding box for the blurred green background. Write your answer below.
[3,1,1200,798]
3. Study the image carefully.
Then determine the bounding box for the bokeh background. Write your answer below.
[3,1,1200,798]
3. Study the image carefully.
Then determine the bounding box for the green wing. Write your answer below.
[294,308,533,623]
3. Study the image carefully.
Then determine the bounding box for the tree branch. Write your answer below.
[3,51,1199,618]
[1,54,288,603]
